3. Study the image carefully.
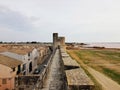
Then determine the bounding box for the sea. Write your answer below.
[85,42,120,49]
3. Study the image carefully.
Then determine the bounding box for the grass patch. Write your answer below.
[75,49,120,62]
[101,67,120,84]
[96,50,120,61]
[74,49,120,84]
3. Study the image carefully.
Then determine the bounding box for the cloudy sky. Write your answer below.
[0,0,120,42]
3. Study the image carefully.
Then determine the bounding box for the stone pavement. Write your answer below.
[42,49,67,90]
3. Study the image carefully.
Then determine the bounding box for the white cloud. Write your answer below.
[0,6,34,31]
[0,0,120,42]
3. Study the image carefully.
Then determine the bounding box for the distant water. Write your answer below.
[85,42,120,49]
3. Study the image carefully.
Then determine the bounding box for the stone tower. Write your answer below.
[53,33,66,51]
[53,33,58,50]
[58,37,65,46]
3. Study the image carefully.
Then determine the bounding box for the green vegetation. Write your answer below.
[75,49,120,62]
[101,67,120,84]
[72,49,120,85]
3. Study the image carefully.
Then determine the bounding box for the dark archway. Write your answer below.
[29,62,32,72]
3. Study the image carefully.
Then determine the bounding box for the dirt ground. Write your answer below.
[87,66,120,90]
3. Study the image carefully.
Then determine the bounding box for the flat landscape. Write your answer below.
[67,49,120,90]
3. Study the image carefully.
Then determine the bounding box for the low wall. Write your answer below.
[60,47,94,90]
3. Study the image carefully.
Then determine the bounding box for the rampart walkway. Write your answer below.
[42,49,67,90]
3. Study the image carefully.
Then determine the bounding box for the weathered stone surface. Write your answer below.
[60,48,94,90]
[42,49,67,90]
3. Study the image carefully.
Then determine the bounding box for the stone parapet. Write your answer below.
[60,47,94,90]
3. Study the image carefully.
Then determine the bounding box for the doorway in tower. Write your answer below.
[29,62,32,72]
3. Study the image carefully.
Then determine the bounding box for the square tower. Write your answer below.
[53,33,58,50]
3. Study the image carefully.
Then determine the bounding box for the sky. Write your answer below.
[0,0,120,42]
